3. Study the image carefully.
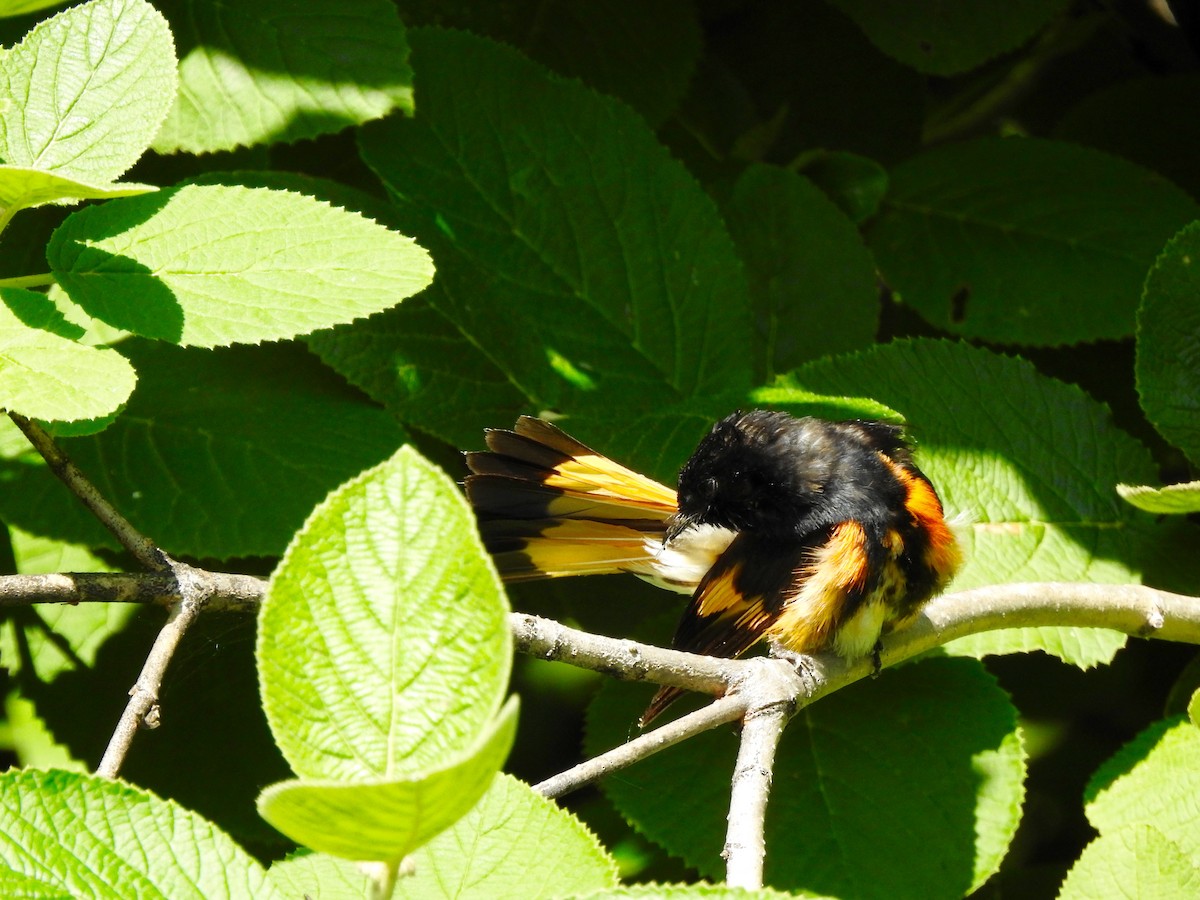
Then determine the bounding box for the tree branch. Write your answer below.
[516,582,1200,890]
[723,669,793,890]
[510,611,732,695]
[9,413,169,571]
[534,693,747,799]
[95,563,215,777]
[5,417,270,775]
[0,571,265,612]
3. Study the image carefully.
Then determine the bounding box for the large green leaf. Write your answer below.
[259,701,518,862]
[704,2,923,166]
[794,339,1152,665]
[152,0,412,154]
[0,340,407,559]
[588,658,1024,898]
[48,184,433,347]
[1061,825,1200,899]
[394,774,619,899]
[1084,719,1200,866]
[358,28,752,420]
[723,163,878,379]
[1136,221,1200,466]
[868,138,1200,345]
[397,0,700,126]
[307,288,528,449]
[1055,73,1200,201]
[826,0,1070,75]
[0,0,176,187]
[0,769,282,899]
[258,446,511,781]
[257,445,515,862]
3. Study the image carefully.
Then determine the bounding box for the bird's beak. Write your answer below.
[664,511,699,544]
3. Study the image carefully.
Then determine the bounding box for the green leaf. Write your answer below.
[47,184,434,347]
[794,339,1152,664]
[582,887,816,899]
[0,340,407,559]
[0,166,155,211]
[1060,825,1200,899]
[1118,482,1200,515]
[359,28,752,417]
[20,610,293,851]
[0,0,69,17]
[152,0,412,154]
[868,138,1200,345]
[0,0,176,184]
[1136,220,1200,465]
[307,289,528,449]
[0,768,282,899]
[3,693,85,771]
[267,852,370,899]
[747,383,900,423]
[825,0,1069,75]
[1190,689,1200,728]
[1085,718,1200,864]
[706,2,924,166]
[258,445,510,780]
[1055,73,1200,201]
[394,774,619,899]
[724,163,878,379]
[588,658,1024,898]
[794,150,889,224]
[0,288,135,421]
[258,700,518,863]
[398,0,700,126]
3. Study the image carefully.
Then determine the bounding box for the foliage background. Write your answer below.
[0,0,1198,897]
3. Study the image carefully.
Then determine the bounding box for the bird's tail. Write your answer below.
[464,417,681,586]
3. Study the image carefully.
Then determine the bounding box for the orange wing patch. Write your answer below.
[690,561,773,635]
[877,452,962,586]
[768,520,868,655]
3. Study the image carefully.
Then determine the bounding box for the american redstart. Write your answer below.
[465,410,962,726]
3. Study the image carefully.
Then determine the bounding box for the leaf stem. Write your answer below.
[0,272,56,290]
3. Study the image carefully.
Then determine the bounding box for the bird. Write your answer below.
[464,410,962,726]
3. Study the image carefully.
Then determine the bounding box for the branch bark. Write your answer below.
[534,694,747,798]
[722,664,794,890]
[8,417,235,777]
[5,568,1200,883]
[0,571,264,611]
[95,567,209,777]
[9,413,170,572]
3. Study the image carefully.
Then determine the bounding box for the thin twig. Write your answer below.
[8,413,169,571]
[95,563,213,777]
[534,693,747,798]
[0,571,265,612]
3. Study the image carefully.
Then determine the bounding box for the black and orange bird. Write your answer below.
[464,410,962,725]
